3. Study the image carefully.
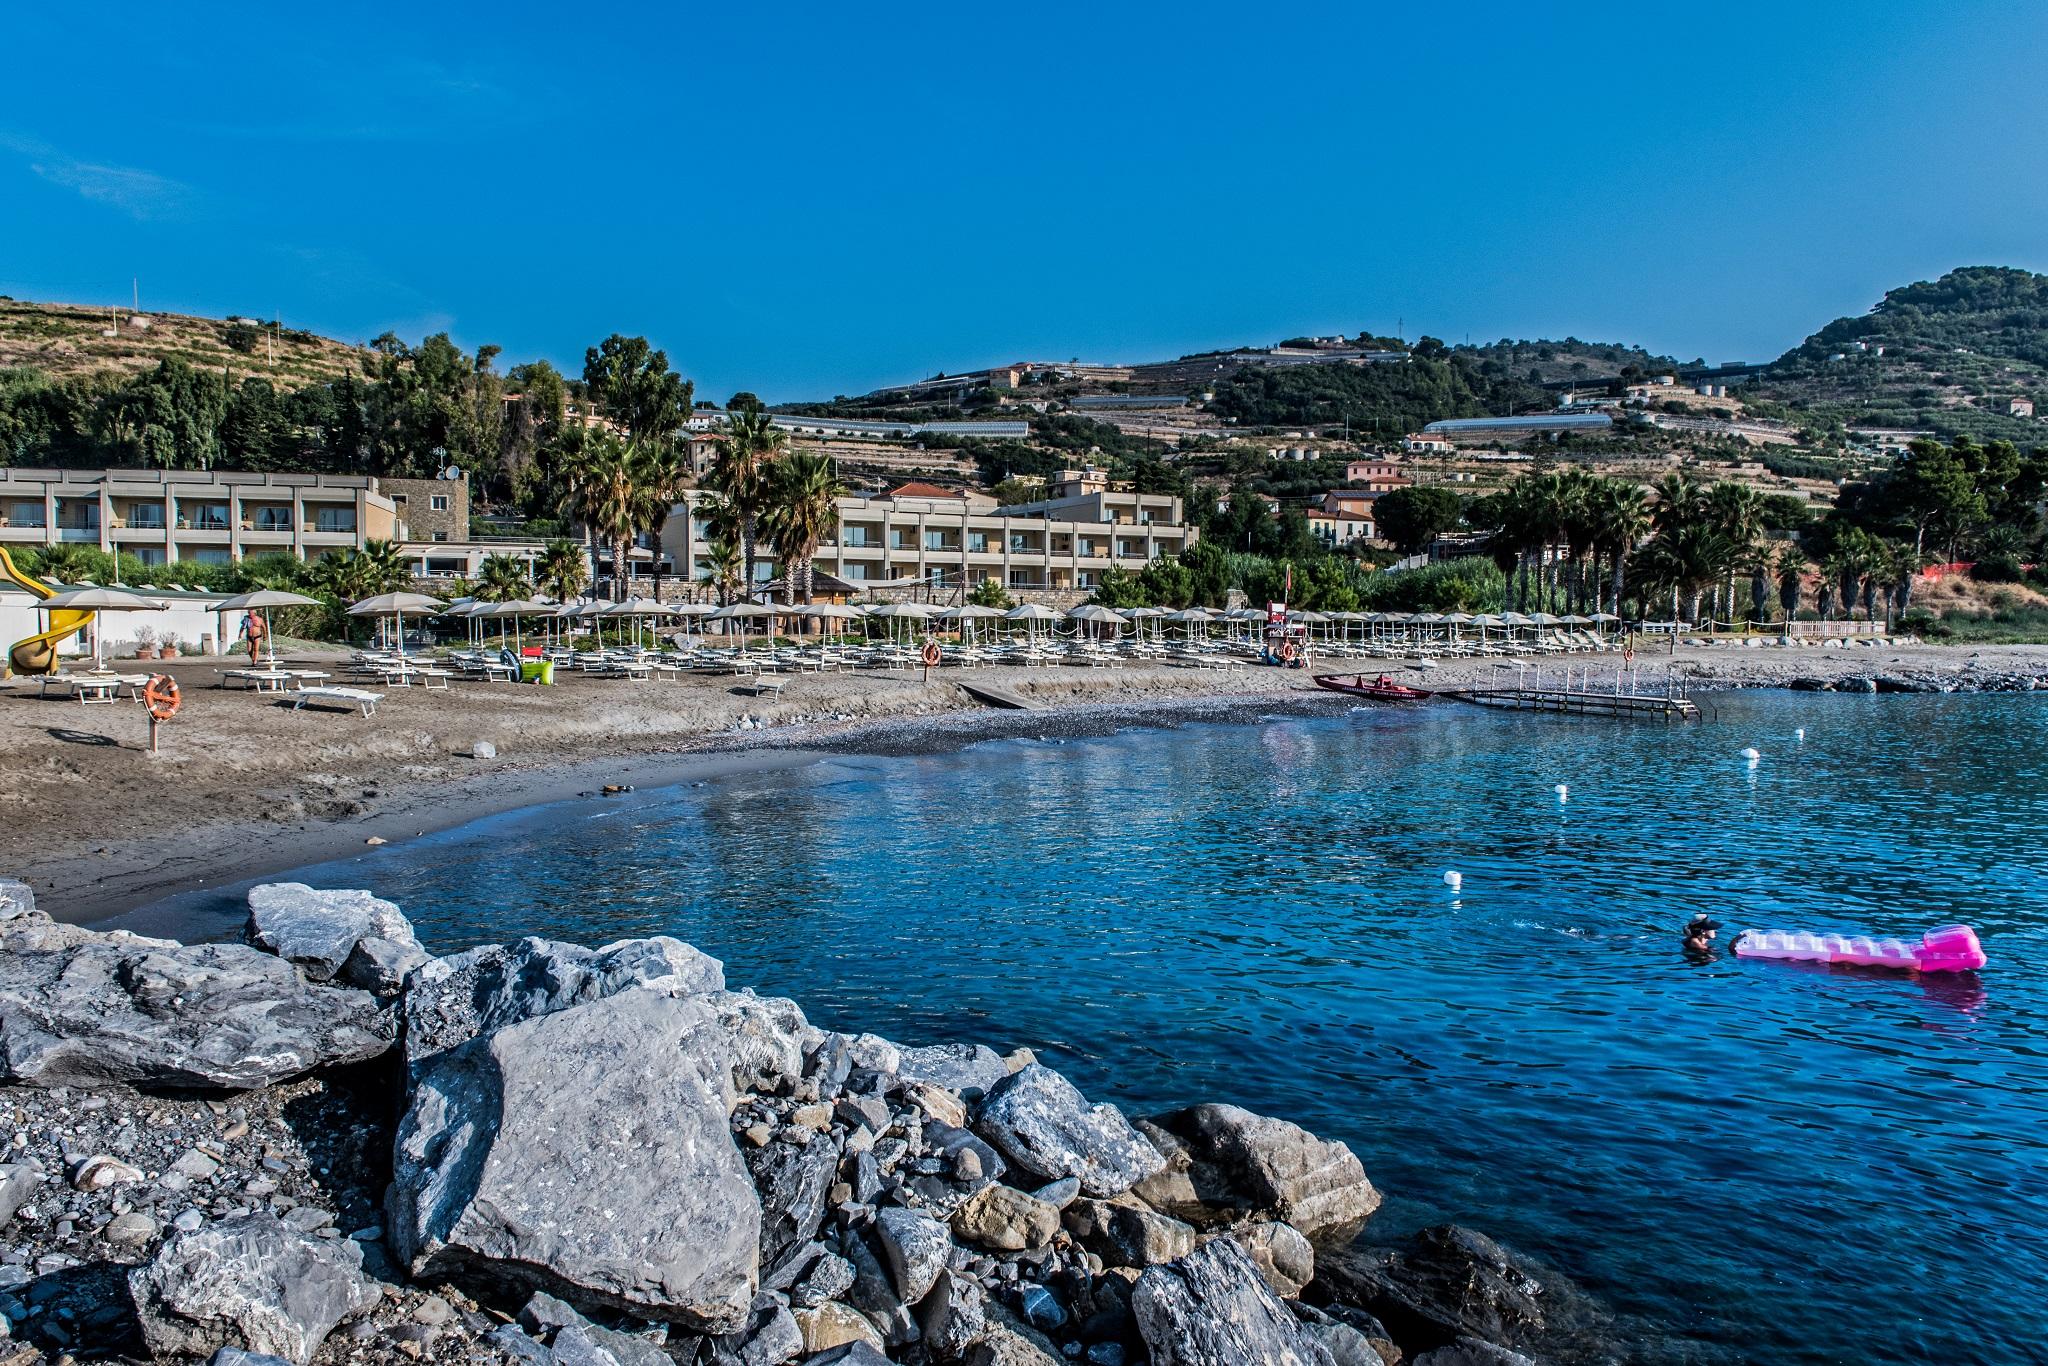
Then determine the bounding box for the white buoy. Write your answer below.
[1554,783,1569,801]
[1795,727,1806,741]
[1740,747,1760,761]
[1443,870,1463,890]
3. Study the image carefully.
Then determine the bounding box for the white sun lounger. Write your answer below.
[291,684,385,717]
[737,676,787,697]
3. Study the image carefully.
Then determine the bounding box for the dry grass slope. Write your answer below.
[0,298,368,388]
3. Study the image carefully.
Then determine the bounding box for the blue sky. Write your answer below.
[3,3,2044,402]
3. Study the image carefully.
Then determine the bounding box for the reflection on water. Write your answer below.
[141,694,2048,1366]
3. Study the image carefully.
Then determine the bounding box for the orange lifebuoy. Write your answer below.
[921,640,942,668]
[1280,641,1300,663]
[143,674,181,721]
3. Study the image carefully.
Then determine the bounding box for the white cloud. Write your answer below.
[0,131,195,220]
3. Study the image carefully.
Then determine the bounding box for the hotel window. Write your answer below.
[7,501,46,528]
[127,505,165,529]
[431,494,450,512]
[966,532,988,553]
[188,547,231,565]
[315,508,357,533]
[923,530,949,551]
[842,564,868,581]
[251,506,293,531]
[184,503,230,530]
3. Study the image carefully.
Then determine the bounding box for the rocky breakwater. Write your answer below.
[0,875,1617,1366]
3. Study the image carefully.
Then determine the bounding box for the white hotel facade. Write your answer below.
[674,469,1194,593]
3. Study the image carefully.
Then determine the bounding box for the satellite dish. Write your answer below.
[441,465,462,481]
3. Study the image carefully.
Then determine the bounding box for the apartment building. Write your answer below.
[0,467,402,565]
[0,467,539,581]
[675,469,1193,593]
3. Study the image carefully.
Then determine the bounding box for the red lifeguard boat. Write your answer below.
[1314,673,1431,702]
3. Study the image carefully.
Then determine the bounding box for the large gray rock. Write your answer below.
[129,1212,375,1365]
[874,1206,951,1304]
[388,987,759,1331]
[1134,1104,1380,1243]
[1132,1236,1335,1366]
[519,1290,673,1366]
[1311,1225,1546,1356]
[1291,1305,1389,1366]
[972,1064,1164,1198]
[245,882,429,995]
[898,1041,1009,1093]
[207,1352,298,1366]
[399,933,725,1070]
[708,989,822,1098]
[0,1160,43,1223]
[749,1132,839,1274]
[1065,1197,1197,1268]
[0,878,34,921]
[0,914,390,1091]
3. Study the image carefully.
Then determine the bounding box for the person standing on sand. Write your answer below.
[244,611,269,665]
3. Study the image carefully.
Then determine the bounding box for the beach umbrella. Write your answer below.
[1165,606,1215,642]
[1068,602,1127,645]
[707,600,771,646]
[39,585,168,670]
[936,603,999,643]
[347,591,445,656]
[212,588,319,666]
[1005,601,1061,648]
[1125,604,1169,642]
[799,601,867,642]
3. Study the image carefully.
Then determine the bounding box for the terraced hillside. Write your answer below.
[0,298,367,388]
[1746,266,2048,443]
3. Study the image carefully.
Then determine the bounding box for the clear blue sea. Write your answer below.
[137,694,2048,1365]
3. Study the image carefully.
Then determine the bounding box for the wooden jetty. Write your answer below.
[1437,685,1699,720]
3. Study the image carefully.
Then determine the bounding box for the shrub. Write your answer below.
[1970,556,2024,583]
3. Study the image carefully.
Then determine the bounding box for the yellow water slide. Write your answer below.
[0,547,92,677]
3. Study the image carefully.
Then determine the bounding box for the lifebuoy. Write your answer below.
[1280,641,1300,663]
[921,640,942,668]
[143,673,181,721]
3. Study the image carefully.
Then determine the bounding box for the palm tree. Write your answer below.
[1886,540,1922,620]
[1591,480,1651,616]
[1775,546,1807,623]
[536,538,588,603]
[354,539,412,593]
[474,553,532,604]
[1638,520,1733,625]
[1706,482,1763,624]
[758,454,845,604]
[710,409,784,588]
[630,439,691,598]
[698,538,742,606]
[565,432,640,601]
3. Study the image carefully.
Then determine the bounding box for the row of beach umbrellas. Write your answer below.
[29,582,1624,670]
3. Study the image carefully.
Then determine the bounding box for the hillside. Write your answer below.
[1452,337,1686,385]
[0,298,368,389]
[1745,267,2048,443]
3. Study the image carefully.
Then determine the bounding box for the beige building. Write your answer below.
[676,469,1194,593]
[0,467,401,566]
[0,467,538,583]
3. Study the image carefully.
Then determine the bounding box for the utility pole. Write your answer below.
[132,277,139,312]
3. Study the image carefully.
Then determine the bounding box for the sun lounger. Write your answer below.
[737,676,788,697]
[291,684,385,717]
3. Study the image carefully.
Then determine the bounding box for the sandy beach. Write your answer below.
[5,639,2045,925]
